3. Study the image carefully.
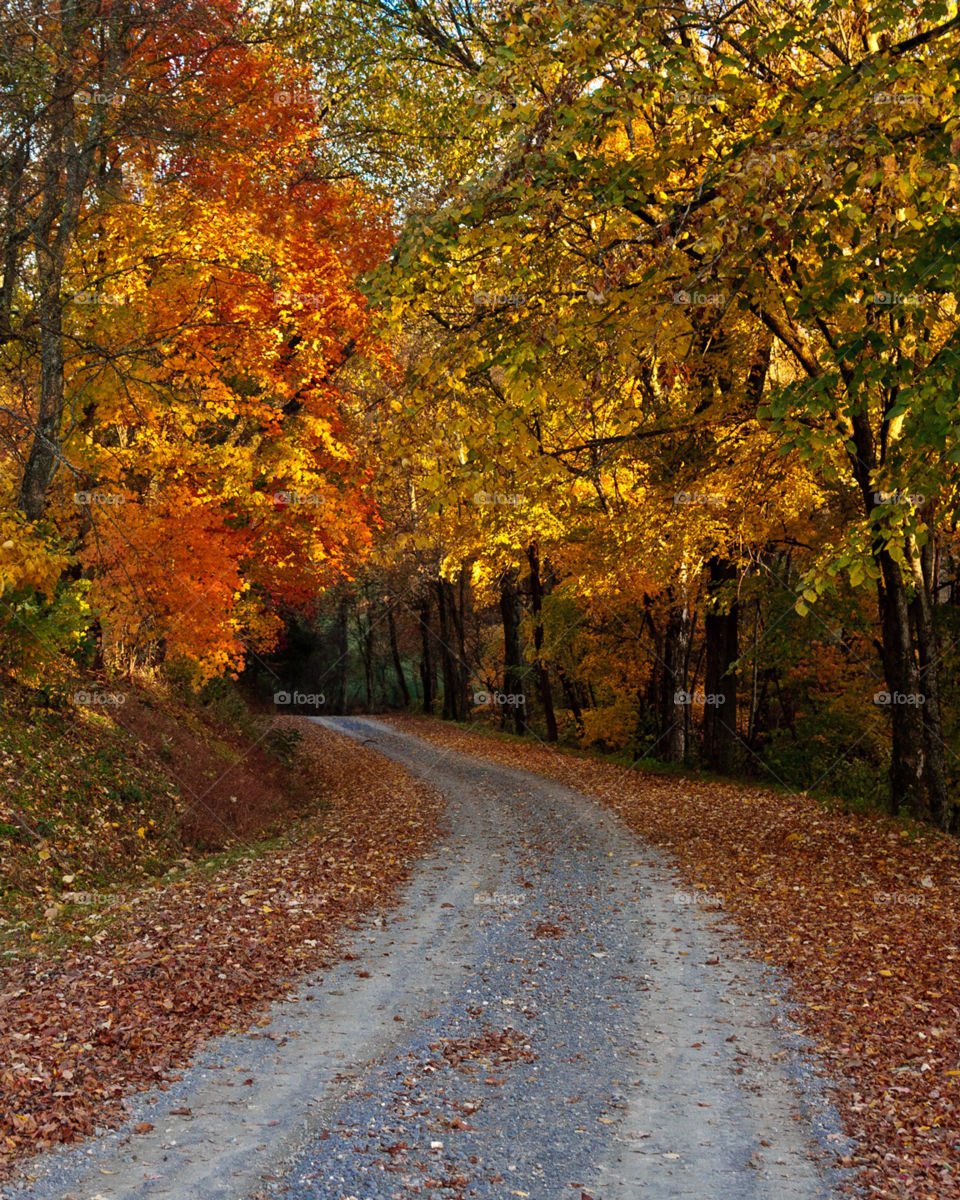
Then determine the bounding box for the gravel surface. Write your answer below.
[2,717,855,1200]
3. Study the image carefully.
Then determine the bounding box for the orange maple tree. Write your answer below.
[0,17,391,678]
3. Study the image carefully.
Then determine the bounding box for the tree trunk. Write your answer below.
[436,578,460,721]
[19,267,66,519]
[746,598,761,747]
[387,603,411,708]
[641,601,662,728]
[657,594,690,763]
[332,596,349,714]
[556,662,584,737]
[18,57,111,519]
[354,610,374,711]
[527,543,558,741]
[418,593,434,715]
[702,557,739,771]
[498,568,527,735]
[445,574,469,719]
[877,548,950,825]
[911,532,950,826]
[682,610,699,753]
[910,597,949,829]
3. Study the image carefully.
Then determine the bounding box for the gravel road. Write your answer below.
[3,717,854,1200]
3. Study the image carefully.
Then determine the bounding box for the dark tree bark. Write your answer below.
[702,557,739,771]
[387,602,411,708]
[19,265,66,518]
[527,543,558,741]
[332,596,349,714]
[542,558,585,736]
[17,63,100,519]
[556,661,585,737]
[836,377,951,825]
[353,607,374,711]
[910,533,949,826]
[876,548,950,826]
[498,568,527,735]
[746,598,761,747]
[657,592,690,763]
[436,577,463,720]
[446,573,470,718]
[418,593,434,715]
[641,598,661,720]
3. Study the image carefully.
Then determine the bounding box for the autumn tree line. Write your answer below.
[0,2,389,676]
[2,1,960,828]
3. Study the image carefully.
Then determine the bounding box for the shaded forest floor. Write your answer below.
[387,714,960,1200]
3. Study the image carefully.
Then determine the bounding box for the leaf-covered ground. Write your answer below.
[387,715,960,1200]
[0,718,443,1177]
[0,678,323,943]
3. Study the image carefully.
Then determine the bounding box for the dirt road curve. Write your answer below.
[3,717,853,1200]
